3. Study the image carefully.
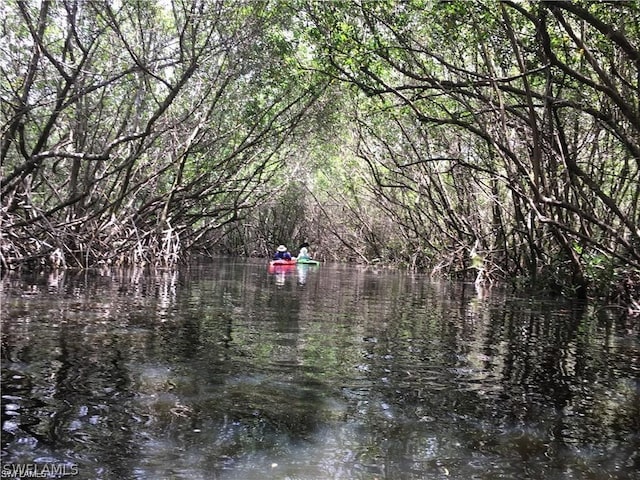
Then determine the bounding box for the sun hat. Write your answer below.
[277,245,287,252]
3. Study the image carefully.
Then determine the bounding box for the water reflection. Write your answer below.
[267,262,319,287]
[1,260,639,479]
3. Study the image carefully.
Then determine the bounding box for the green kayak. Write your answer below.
[296,258,320,265]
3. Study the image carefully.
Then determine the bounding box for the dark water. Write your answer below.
[1,259,639,480]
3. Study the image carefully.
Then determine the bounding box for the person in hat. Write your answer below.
[273,245,292,260]
[297,242,311,261]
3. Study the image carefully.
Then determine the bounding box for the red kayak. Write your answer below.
[268,258,297,274]
[269,259,297,266]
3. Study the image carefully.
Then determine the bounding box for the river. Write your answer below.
[1,259,638,479]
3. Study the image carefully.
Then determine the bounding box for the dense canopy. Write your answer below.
[1,0,639,307]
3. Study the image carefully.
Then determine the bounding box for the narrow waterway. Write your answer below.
[1,259,638,479]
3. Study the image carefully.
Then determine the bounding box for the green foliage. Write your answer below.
[1,0,638,311]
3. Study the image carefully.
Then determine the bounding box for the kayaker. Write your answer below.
[273,245,292,260]
[297,242,311,260]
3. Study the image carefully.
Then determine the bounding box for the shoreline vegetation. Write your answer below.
[2,254,639,319]
[1,1,639,315]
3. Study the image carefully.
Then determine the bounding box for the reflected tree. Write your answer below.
[1,0,638,304]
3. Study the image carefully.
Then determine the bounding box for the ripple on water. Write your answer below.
[1,262,638,480]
